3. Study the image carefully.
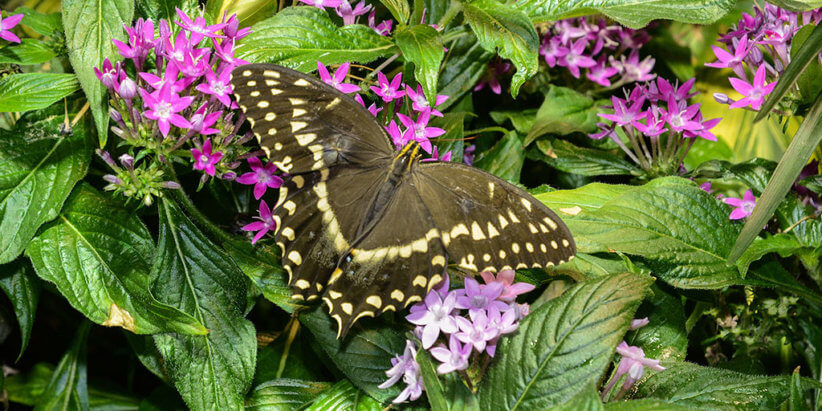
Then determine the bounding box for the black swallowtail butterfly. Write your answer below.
[231,64,576,338]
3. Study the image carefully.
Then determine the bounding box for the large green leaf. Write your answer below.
[626,284,687,362]
[380,0,410,23]
[526,86,603,145]
[307,379,382,411]
[474,131,525,182]
[532,138,637,176]
[516,0,735,29]
[633,361,822,409]
[437,35,493,111]
[246,379,332,410]
[62,0,134,146]
[14,7,63,36]
[25,184,206,335]
[0,259,41,360]
[151,199,256,410]
[553,177,743,288]
[549,384,603,410]
[222,239,304,313]
[299,307,405,403]
[0,73,79,113]
[534,182,633,215]
[463,0,539,96]
[395,24,444,105]
[477,273,652,410]
[735,233,807,277]
[238,7,396,72]
[0,115,91,264]
[0,39,57,65]
[34,322,90,411]
[604,399,695,410]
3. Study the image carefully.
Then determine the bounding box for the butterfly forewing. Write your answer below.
[230,64,394,174]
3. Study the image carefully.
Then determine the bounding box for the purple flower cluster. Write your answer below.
[94,10,267,206]
[381,271,533,403]
[298,0,391,35]
[708,5,822,112]
[591,77,720,175]
[540,17,654,87]
[601,318,665,400]
[0,9,24,43]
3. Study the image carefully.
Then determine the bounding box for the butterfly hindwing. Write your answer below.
[231,64,394,174]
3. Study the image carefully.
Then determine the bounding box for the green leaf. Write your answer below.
[517,0,735,29]
[790,367,812,411]
[563,178,743,288]
[135,0,193,22]
[151,199,257,410]
[744,261,822,307]
[735,233,807,277]
[254,331,328,384]
[0,114,91,264]
[603,399,695,410]
[526,86,603,145]
[769,0,822,11]
[533,182,633,215]
[626,284,687,362]
[14,7,63,36]
[0,39,57,65]
[222,239,305,313]
[0,259,40,360]
[124,333,169,382]
[791,25,822,107]
[395,24,444,106]
[416,348,449,410]
[246,379,331,410]
[238,7,396,72]
[633,361,822,409]
[307,379,382,411]
[34,322,90,411]
[379,0,410,24]
[437,35,493,111]
[299,307,405,403]
[474,131,525,182]
[756,22,822,122]
[0,73,80,112]
[549,384,603,411]
[25,184,206,335]
[729,93,822,262]
[477,273,652,410]
[532,138,637,176]
[463,0,539,96]
[490,109,537,134]
[62,0,134,147]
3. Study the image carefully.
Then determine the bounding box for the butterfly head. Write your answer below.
[395,140,424,171]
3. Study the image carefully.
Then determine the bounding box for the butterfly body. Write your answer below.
[231,64,575,338]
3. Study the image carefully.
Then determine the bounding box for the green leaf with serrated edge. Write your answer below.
[632,361,822,409]
[246,379,332,410]
[299,307,405,403]
[0,259,40,360]
[567,178,743,288]
[0,39,56,65]
[603,399,696,410]
[238,7,396,72]
[558,252,641,279]
[307,379,382,411]
[730,93,822,262]
[395,24,444,106]
[477,273,652,410]
[0,73,79,112]
[25,184,206,335]
[517,0,735,29]
[735,233,806,277]
[14,7,63,36]
[548,384,603,411]
[63,0,133,147]
[790,368,812,411]
[534,182,633,215]
[380,0,410,23]
[463,0,539,97]
[0,114,91,264]
[34,322,90,411]
[151,199,256,410]
[532,138,638,176]
[743,261,822,307]
[626,284,687,362]
[437,35,493,111]
[770,0,822,11]
[756,23,822,122]
[526,86,602,145]
[135,0,191,22]
[223,239,305,313]
[474,131,525,182]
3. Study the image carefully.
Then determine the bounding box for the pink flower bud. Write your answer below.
[118,77,137,100]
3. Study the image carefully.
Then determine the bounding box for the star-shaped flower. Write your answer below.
[191,139,223,176]
[729,64,776,111]
[242,200,276,244]
[236,157,284,200]
[317,61,360,94]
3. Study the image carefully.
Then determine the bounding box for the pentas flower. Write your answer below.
[420,146,452,162]
[539,37,567,67]
[237,157,284,200]
[611,50,655,82]
[612,342,665,390]
[242,200,276,244]
[112,18,154,69]
[317,62,360,94]
[558,38,597,78]
[175,7,226,44]
[222,13,251,41]
[480,270,535,302]
[454,310,499,354]
[336,0,372,25]
[371,72,405,102]
[191,139,223,176]
[196,67,234,107]
[397,111,445,154]
[406,85,448,116]
[299,0,343,8]
[140,84,194,137]
[0,11,24,43]
[723,189,757,220]
[406,290,459,348]
[474,61,511,95]
[94,59,121,89]
[659,95,701,134]
[429,335,471,374]
[598,95,646,126]
[189,105,222,135]
[379,340,424,403]
[355,94,381,116]
[455,277,508,316]
[706,35,751,79]
[368,10,393,36]
[728,64,776,110]
[587,56,619,86]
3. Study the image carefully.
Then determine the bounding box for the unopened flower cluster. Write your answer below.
[601,318,665,400]
[709,4,822,113]
[380,271,533,403]
[540,17,654,87]
[93,9,260,206]
[591,77,720,176]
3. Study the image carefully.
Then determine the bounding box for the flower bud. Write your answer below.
[143,194,153,207]
[221,171,237,181]
[96,149,117,168]
[227,161,241,169]
[713,92,731,105]
[103,174,123,185]
[109,107,123,123]
[111,126,127,139]
[118,77,137,100]
[161,181,181,189]
[118,154,134,170]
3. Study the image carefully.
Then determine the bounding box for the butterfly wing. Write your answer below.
[231,64,395,174]
[415,162,576,271]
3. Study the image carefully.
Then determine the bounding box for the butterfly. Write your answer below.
[231,63,576,338]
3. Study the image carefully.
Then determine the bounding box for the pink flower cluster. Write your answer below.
[298,0,392,35]
[601,318,665,400]
[381,271,533,403]
[540,17,654,87]
[708,5,822,112]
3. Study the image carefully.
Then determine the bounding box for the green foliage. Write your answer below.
[306,379,382,410]
[526,86,603,145]
[0,73,80,112]
[395,24,444,105]
[474,131,525,182]
[34,322,90,411]
[246,379,332,409]
[0,39,57,65]
[0,259,40,360]
[517,0,736,28]
[532,138,638,176]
